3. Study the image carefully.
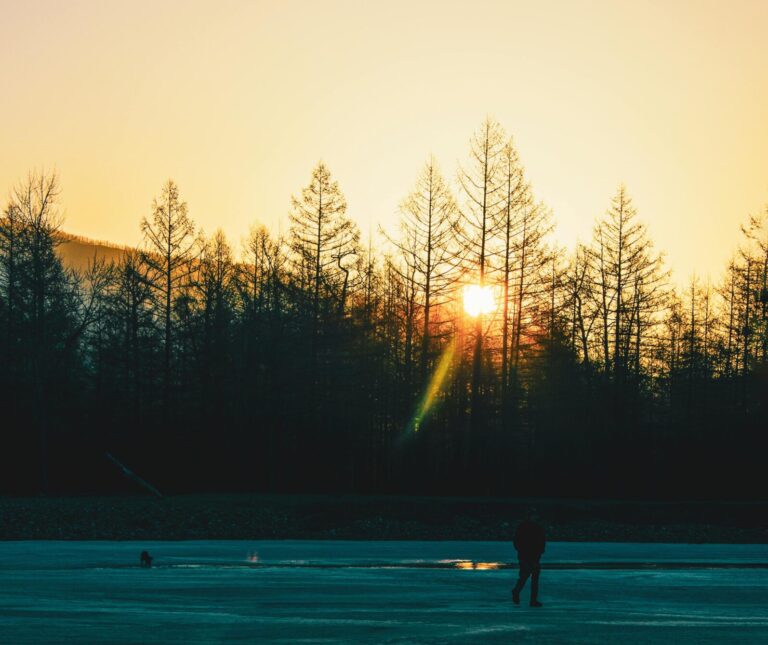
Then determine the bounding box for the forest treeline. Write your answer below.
[1,119,766,498]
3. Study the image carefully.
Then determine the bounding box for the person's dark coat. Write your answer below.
[513,520,545,559]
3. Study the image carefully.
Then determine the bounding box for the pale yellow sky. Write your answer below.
[1,0,767,282]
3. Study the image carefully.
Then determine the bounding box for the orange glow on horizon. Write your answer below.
[1,0,767,284]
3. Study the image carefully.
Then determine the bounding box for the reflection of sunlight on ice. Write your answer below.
[443,560,501,570]
[474,562,500,570]
[246,551,259,563]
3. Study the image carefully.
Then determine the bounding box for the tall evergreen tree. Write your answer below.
[288,162,359,362]
[456,118,507,431]
[140,180,198,417]
[389,157,459,387]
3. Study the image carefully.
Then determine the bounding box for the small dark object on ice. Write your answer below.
[140,551,153,568]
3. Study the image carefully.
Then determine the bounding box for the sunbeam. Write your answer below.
[407,338,456,435]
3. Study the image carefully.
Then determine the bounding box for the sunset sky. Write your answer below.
[1,0,767,282]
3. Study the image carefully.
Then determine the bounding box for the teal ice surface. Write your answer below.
[0,541,766,644]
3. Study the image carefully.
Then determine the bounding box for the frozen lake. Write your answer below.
[0,540,766,643]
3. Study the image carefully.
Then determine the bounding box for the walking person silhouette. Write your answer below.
[511,508,545,607]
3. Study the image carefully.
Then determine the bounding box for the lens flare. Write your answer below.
[463,284,496,317]
[407,338,456,434]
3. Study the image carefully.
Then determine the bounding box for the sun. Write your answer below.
[463,284,496,318]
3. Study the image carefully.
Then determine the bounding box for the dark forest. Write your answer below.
[1,119,766,499]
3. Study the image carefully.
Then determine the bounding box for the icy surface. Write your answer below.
[0,540,766,643]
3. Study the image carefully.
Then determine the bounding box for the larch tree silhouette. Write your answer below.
[456,118,506,435]
[140,179,199,420]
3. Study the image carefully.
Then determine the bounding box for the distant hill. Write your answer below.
[57,233,129,271]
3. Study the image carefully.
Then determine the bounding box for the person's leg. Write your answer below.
[529,560,541,606]
[512,559,532,603]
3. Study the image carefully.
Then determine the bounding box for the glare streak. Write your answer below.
[408,338,455,434]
